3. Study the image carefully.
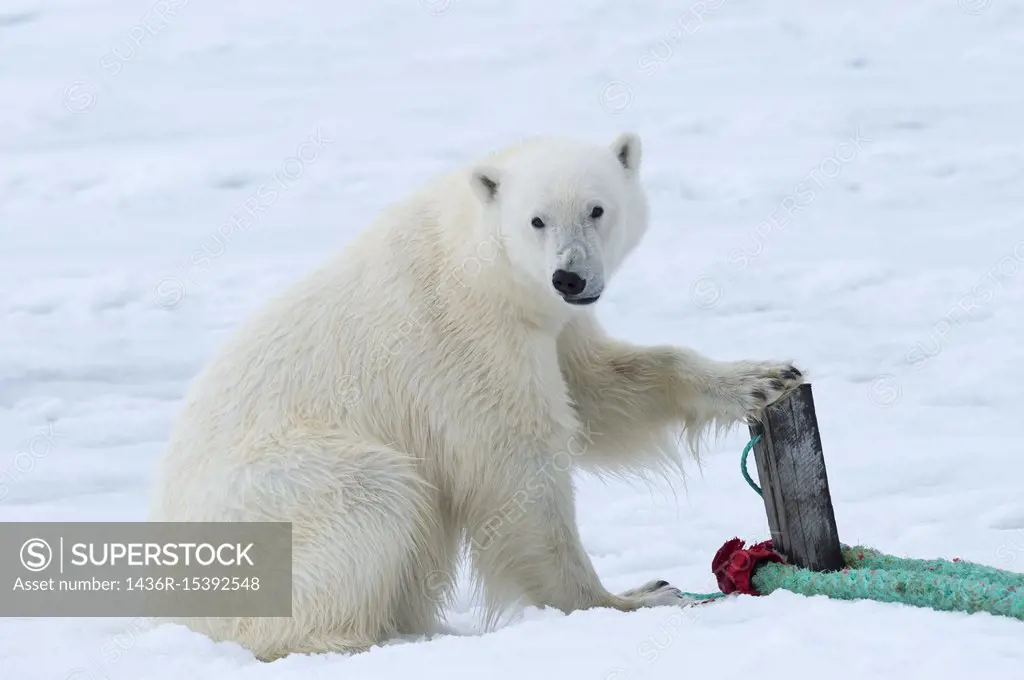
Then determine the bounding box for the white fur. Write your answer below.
[148,133,803,659]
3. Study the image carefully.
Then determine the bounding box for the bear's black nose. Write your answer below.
[552,269,586,296]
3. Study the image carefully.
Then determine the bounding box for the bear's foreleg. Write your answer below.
[558,315,804,470]
[465,450,691,624]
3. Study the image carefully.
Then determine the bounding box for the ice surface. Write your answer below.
[2,0,1023,677]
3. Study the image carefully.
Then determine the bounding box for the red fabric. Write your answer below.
[712,538,786,595]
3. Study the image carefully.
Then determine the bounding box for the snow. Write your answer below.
[2,0,1024,677]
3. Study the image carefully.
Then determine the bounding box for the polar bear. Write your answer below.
[148,132,803,660]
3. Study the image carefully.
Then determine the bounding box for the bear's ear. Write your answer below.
[470,166,502,204]
[610,132,642,176]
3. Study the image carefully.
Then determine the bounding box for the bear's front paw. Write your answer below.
[619,579,689,608]
[719,360,805,417]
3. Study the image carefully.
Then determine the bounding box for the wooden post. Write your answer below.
[747,382,843,572]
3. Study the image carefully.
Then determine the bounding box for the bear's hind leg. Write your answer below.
[187,432,453,658]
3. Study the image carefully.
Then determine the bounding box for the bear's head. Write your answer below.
[470,133,649,309]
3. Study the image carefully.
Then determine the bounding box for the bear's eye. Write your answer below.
[590,206,604,219]
[531,217,545,229]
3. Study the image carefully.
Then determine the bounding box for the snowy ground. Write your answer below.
[3,0,1024,677]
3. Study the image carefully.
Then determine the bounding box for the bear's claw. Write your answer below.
[719,360,806,416]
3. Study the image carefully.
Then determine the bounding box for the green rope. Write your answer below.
[845,545,1024,590]
[678,589,728,601]
[751,546,1024,622]
[740,434,763,496]
[679,436,1024,622]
